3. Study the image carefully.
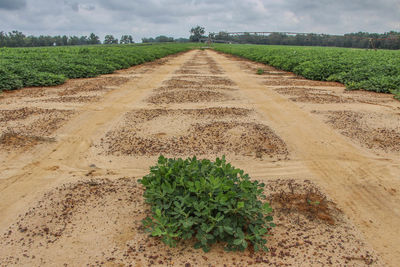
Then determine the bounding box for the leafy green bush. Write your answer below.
[139,156,275,253]
[0,68,23,90]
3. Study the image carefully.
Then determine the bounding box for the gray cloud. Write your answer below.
[64,1,79,12]
[0,0,399,42]
[64,1,96,12]
[0,0,26,10]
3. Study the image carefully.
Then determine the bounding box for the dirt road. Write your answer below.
[1,49,399,266]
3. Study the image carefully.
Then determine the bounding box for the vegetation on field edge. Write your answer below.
[213,44,400,100]
[0,43,200,92]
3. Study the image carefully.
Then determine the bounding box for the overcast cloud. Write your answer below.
[0,0,399,42]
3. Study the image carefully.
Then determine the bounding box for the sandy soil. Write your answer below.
[0,49,399,266]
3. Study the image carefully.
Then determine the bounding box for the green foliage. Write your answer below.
[213,44,400,100]
[120,35,134,44]
[190,26,206,42]
[391,89,400,101]
[104,35,118,44]
[139,156,275,253]
[256,69,264,75]
[0,43,198,91]
[0,67,23,90]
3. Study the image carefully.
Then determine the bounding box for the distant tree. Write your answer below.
[0,31,7,47]
[88,33,100,44]
[175,38,190,43]
[54,35,64,46]
[142,37,155,43]
[8,30,25,47]
[68,36,80,45]
[79,36,88,45]
[120,35,134,44]
[104,35,118,44]
[142,36,174,43]
[61,35,68,45]
[155,35,174,42]
[190,26,205,42]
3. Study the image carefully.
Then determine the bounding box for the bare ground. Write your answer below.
[0,49,400,266]
[0,177,381,267]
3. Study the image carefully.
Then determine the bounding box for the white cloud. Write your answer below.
[0,0,399,42]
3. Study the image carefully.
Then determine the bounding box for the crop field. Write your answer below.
[0,43,197,91]
[0,45,400,266]
[214,44,400,100]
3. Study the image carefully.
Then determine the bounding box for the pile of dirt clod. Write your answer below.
[154,85,238,92]
[121,108,252,123]
[7,110,74,136]
[265,79,343,87]
[43,95,100,103]
[274,87,354,104]
[0,107,51,122]
[0,109,74,150]
[146,90,234,104]
[0,132,55,150]
[164,76,235,88]
[58,76,129,96]
[103,121,289,158]
[315,110,400,153]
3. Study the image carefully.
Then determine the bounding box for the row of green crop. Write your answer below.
[213,44,400,99]
[0,43,199,91]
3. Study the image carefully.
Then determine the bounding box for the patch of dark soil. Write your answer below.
[175,69,201,75]
[315,110,400,152]
[0,132,55,150]
[124,107,252,123]
[265,79,343,87]
[343,90,397,104]
[58,77,129,96]
[274,87,354,104]
[146,90,234,104]
[104,121,288,158]
[44,96,100,103]
[267,179,340,225]
[291,94,354,104]
[165,76,235,87]
[274,87,330,96]
[0,107,49,122]
[1,109,74,150]
[155,85,237,92]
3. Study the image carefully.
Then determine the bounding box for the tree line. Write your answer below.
[211,31,400,49]
[141,36,189,43]
[0,31,135,47]
[0,30,193,47]
[3,28,399,49]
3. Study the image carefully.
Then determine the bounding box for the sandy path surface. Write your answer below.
[0,49,399,266]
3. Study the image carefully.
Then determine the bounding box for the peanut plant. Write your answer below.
[139,155,275,252]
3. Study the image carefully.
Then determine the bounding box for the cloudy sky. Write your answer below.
[0,0,399,42]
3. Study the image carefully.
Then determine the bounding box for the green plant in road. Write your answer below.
[139,155,275,252]
[307,199,320,206]
[256,68,264,75]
